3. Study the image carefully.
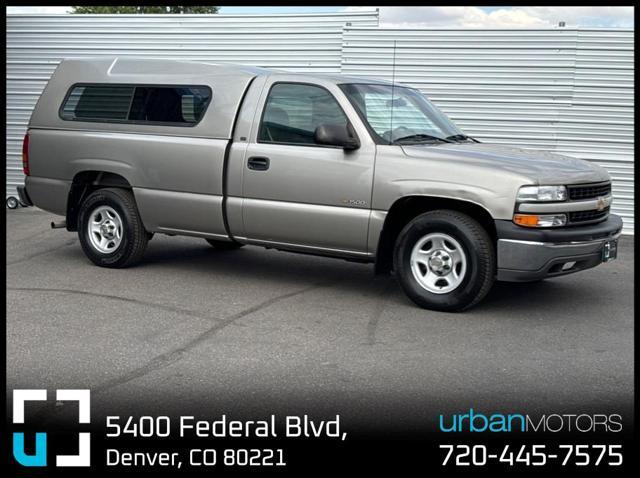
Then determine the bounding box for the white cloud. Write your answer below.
[345,6,634,28]
[516,6,634,28]
[7,6,72,14]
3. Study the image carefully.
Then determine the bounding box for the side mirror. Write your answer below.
[314,123,360,150]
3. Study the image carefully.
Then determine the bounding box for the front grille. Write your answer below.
[567,181,611,201]
[569,207,610,224]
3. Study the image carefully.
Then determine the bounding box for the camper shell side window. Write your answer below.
[59,83,212,127]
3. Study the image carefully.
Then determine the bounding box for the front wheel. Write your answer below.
[78,188,148,268]
[393,210,495,312]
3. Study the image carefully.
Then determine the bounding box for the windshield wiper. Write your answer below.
[392,133,451,144]
[445,134,479,143]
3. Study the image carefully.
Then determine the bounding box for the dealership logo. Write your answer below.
[439,408,623,433]
[12,389,91,467]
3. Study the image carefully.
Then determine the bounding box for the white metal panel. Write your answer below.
[341,27,634,233]
[5,12,379,199]
[6,18,634,235]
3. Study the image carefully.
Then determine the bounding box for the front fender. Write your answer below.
[386,179,510,219]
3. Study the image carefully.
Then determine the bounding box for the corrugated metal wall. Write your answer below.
[6,16,634,233]
[5,12,379,199]
[341,27,634,233]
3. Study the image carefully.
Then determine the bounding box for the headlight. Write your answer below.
[517,185,567,202]
[513,213,567,228]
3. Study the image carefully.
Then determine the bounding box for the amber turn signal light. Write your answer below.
[513,213,567,228]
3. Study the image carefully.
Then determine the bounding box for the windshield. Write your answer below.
[340,83,464,144]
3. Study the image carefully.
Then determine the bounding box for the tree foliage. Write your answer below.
[72,6,219,14]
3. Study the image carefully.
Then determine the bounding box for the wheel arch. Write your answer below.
[375,195,497,274]
[66,170,134,231]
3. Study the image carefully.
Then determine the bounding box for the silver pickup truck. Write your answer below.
[19,57,622,311]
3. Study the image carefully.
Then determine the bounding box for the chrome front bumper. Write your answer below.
[495,215,623,282]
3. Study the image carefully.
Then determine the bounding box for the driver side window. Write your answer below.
[258,83,348,146]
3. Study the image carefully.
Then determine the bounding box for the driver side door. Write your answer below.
[241,80,375,255]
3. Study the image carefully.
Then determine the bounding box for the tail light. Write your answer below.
[22,133,30,176]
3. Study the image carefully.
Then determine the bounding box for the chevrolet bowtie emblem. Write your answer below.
[596,196,607,211]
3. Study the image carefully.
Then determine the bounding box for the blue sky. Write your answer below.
[5,6,634,28]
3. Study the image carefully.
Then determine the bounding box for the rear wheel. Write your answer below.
[393,210,495,312]
[205,239,244,250]
[78,188,148,268]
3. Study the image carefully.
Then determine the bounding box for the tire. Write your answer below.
[77,188,148,268]
[393,210,495,312]
[6,196,19,209]
[205,239,244,250]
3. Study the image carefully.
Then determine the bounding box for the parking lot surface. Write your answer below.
[6,208,634,431]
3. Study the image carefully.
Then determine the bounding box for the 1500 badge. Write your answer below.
[341,199,367,206]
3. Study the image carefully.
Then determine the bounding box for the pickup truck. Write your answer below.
[18,57,622,311]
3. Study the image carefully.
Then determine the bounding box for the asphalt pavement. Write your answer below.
[6,207,634,432]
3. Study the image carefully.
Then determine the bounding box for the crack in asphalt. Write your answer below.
[20,282,323,423]
[366,282,392,345]
[92,283,323,394]
[7,239,77,266]
[8,286,218,323]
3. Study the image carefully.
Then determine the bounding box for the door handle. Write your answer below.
[247,156,270,171]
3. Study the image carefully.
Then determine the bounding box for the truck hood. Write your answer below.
[401,142,609,185]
